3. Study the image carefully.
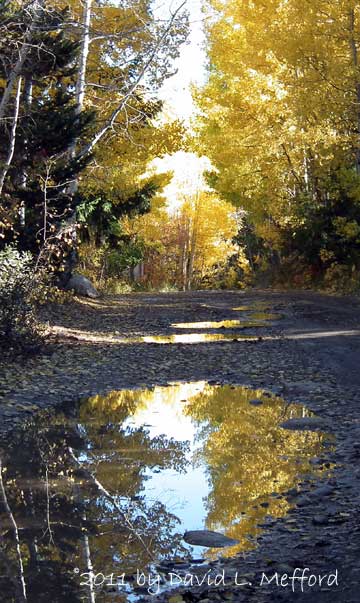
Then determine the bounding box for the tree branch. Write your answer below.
[75,1,187,161]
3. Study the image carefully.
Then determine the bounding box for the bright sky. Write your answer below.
[153,0,207,121]
[152,151,212,212]
[150,1,210,210]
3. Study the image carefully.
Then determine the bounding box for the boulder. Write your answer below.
[183,530,239,548]
[65,274,99,299]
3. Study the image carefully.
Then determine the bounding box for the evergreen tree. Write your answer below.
[0,2,95,276]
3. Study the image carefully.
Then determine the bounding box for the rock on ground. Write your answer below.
[183,530,239,548]
[65,273,99,299]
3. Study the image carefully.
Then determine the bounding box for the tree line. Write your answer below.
[0,0,188,281]
[195,0,360,290]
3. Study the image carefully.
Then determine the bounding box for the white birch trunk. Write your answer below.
[19,76,33,226]
[0,50,27,124]
[76,0,93,117]
[67,0,93,195]
[0,0,42,123]
[69,0,92,157]
[0,76,23,196]
[186,193,200,290]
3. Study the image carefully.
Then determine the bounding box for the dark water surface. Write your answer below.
[0,382,332,602]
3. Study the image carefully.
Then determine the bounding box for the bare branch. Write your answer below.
[68,446,154,560]
[76,1,187,161]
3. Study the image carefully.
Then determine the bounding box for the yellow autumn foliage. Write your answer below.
[195,0,360,224]
[130,189,238,289]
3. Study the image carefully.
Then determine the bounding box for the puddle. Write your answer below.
[52,332,260,345]
[52,305,280,346]
[232,302,271,312]
[0,383,332,601]
[231,306,281,322]
[142,334,259,344]
[172,320,267,330]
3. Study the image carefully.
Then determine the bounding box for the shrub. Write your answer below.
[323,263,360,294]
[0,247,45,354]
[102,277,134,294]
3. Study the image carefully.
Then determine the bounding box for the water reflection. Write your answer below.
[51,306,279,346]
[184,385,328,557]
[142,334,258,344]
[232,303,270,312]
[0,383,331,601]
[172,320,266,330]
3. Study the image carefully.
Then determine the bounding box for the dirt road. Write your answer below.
[1,289,360,601]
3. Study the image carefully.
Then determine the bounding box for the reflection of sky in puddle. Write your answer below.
[126,383,209,534]
[169,307,279,336]
[52,305,279,346]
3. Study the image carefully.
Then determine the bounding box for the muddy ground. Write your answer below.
[0,289,360,602]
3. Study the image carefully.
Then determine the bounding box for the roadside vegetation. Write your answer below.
[194,0,360,293]
[2,0,360,354]
[0,0,189,349]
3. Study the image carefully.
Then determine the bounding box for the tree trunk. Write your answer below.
[19,76,33,227]
[186,193,200,291]
[75,0,92,119]
[67,0,93,196]
[69,0,92,158]
[0,77,22,196]
[0,1,42,123]
[61,0,93,280]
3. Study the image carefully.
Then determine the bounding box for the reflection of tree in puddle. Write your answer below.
[0,415,85,602]
[0,384,331,601]
[232,303,270,312]
[0,391,190,602]
[184,385,330,557]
